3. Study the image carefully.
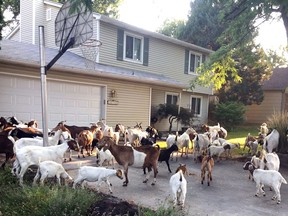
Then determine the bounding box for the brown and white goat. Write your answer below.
[201,155,214,186]
[52,121,90,139]
[98,136,160,186]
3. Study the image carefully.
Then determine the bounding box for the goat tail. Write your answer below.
[179,171,183,182]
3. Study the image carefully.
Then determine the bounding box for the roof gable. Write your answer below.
[262,67,288,91]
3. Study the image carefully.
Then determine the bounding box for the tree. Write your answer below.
[154,104,195,133]
[198,0,288,90]
[67,0,122,17]
[157,19,185,39]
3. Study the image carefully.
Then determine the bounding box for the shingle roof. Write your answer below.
[0,40,186,88]
[262,67,288,91]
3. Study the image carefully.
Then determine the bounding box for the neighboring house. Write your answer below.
[245,67,288,124]
[1,0,213,131]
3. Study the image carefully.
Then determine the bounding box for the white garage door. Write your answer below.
[0,74,104,129]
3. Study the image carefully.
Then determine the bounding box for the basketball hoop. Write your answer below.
[80,38,102,70]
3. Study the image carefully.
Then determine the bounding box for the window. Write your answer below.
[188,51,202,74]
[124,32,143,63]
[166,93,178,105]
[46,8,51,21]
[190,96,202,116]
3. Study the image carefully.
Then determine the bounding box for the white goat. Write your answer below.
[126,128,148,146]
[262,129,279,153]
[72,166,123,193]
[166,128,196,160]
[95,148,115,168]
[33,160,73,186]
[207,145,230,162]
[12,140,78,186]
[249,164,287,204]
[14,129,63,150]
[169,164,187,208]
[265,152,280,171]
[193,133,211,162]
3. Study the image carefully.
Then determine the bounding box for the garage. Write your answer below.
[0,73,105,129]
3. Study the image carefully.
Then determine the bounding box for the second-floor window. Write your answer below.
[166,93,178,105]
[189,51,202,74]
[190,96,202,116]
[124,33,143,62]
[117,29,149,66]
[46,8,51,21]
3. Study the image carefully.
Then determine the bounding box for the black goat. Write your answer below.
[140,137,154,145]
[0,134,15,168]
[158,144,179,173]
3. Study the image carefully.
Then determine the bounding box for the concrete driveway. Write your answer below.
[64,152,288,216]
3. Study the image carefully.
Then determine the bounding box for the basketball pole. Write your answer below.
[39,26,49,147]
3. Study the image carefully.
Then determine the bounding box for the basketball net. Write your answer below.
[79,39,102,70]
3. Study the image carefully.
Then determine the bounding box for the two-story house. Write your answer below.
[0,0,213,131]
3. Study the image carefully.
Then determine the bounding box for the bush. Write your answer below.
[267,112,288,153]
[213,101,245,131]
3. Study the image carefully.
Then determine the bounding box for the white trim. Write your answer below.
[96,18,100,63]
[123,31,144,64]
[188,50,202,74]
[46,8,52,21]
[190,95,203,117]
[148,87,152,126]
[44,0,62,8]
[165,92,179,104]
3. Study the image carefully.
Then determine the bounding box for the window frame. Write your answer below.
[188,51,202,74]
[165,92,179,105]
[190,95,202,116]
[123,31,144,64]
[46,8,52,21]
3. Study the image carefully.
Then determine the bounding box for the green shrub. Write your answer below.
[267,112,288,153]
[213,101,245,131]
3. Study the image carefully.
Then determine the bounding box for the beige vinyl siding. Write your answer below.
[45,5,59,48]
[0,62,151,129]
[99,22,212,95]
[20,0,34,43]
[245,91,282,124]
[33,0,45,45]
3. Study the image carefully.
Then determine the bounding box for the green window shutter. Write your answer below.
[117,29,124,61]
[184,49,189,74]
[143,37,149,66]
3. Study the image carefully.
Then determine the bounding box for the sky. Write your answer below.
[118,0,287,53]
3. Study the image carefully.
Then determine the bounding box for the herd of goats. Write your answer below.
[0,116,287,207]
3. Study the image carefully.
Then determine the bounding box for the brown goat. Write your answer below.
[201,155,214,186]
[99,136,160,186]
[77,124,100,157]
[51,121,90,139]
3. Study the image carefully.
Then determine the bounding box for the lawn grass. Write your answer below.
[156,124,259,156]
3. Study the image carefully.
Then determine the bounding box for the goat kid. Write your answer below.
[33,160,73,186]
[201,155,214,186]
[72,166,123,194]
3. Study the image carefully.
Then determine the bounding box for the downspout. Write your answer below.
[177,91,182,131]
[149,87,152,126]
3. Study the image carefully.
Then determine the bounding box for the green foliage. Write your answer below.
[157,19,186,39]
[0,168,99,216]
[213,101,245,131]
[267,112,288,153]
[154,104,195,133]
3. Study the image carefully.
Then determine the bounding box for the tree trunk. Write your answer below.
[280,6,288,44]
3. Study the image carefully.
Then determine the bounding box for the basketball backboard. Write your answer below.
[55,1,93,49]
